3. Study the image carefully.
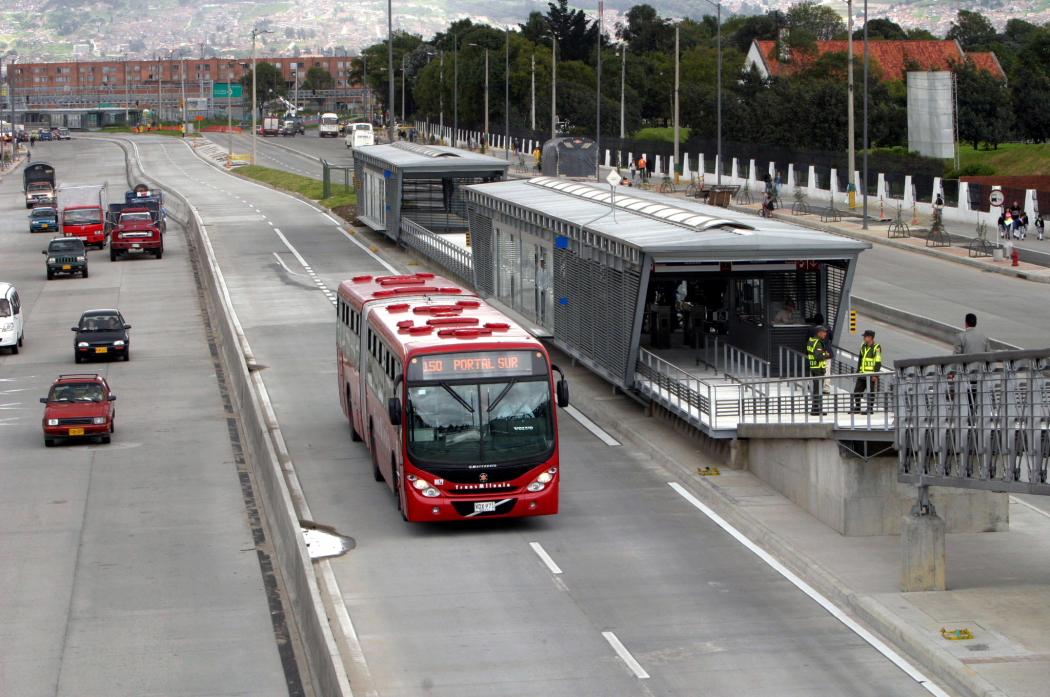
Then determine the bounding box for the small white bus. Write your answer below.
[344,122,375,150]
[319,113,340,138]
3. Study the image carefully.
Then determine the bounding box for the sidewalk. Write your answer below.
[728,197,1050,283]
[560,343,1050,697]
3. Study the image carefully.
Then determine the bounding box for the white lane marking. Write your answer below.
[335,227,398,274]
[528,542,563,575]
[601,631,650,679]
[667,482,951,697]
[272,252,308,277]
[272,228,337,306]
[563,405,621,446]
[1011,495,1050,520]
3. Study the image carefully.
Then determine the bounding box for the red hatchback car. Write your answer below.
[40,374,117,447]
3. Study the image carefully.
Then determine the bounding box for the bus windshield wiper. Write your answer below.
[440,382,475,413]
[487,380,516,413]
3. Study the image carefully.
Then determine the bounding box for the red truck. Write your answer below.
[59,184,107,249]
[109,206,163,260]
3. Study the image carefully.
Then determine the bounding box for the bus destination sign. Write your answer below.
[410,351,541,381]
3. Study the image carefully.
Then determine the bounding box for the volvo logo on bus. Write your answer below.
[479,473,489,482]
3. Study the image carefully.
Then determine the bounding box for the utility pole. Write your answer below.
[227,67,233,163]
[181,56,187,135]
[504,27,510,161]
[550,40,556,139]
[386,0,395,142]
[530,52,535,131]
[847,0,856,208]
[595,0,603,179]
[250,26,271,166]
[124,54,129,125]
[363,54,368,122]
[401,53,406,123]
[702,0,723,185]
[673,24,680,175]
[453,32,459,147]
[472,44,488,151]
[862,0,869,229]
[619,44,625,140]
[438,51,444,139]
[157,57,162,125]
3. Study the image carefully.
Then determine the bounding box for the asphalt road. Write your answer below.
[126,135,934,696]
[210,130,351,180]
[0,139,288,696]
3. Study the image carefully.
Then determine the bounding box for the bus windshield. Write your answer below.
[407,379,554,466]
[321,115,338,125]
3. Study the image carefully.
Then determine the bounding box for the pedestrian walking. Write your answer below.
[774,170,783,202]
[638,154,648,182]
[535,258,550,325]
[1035,213,1045,241]
[806,325,833,415]
[851,330,882,413]
[954,313,989,414]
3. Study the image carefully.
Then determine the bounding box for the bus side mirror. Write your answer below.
[387,397,402,426]
[551,364,569,408]
[556,379,570,408]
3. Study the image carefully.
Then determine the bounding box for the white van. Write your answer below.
[0,282,25,354]
[344,122,375,150]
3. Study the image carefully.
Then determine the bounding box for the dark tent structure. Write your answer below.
[540,137,597,178]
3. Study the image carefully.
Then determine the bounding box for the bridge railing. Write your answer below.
[399,218,473,285]
[896,349,1050,495]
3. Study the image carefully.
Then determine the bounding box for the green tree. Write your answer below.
[955,59,1014,149]
[786,1,846,43]
[854,18,907,40]
[616,4,672,54]
[724,12,785,53]
[947,10,997,51]
[519,11,551,47]
[906,28,938,40]
[546,0,598,63]
[301,66,334,91]
[240,61,286,109]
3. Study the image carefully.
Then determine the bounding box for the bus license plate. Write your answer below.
[68,427,85,436]
[95,347,108,354]
[473,501,497,513]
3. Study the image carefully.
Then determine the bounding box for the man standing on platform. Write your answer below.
[807,325,833,415]
[852,330,882,413]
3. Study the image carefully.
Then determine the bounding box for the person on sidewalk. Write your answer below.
[1036,214,1045,241]
[851,330,882,413]
[807,326,833,415]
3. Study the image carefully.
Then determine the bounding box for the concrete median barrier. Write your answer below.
[108,136,353,697]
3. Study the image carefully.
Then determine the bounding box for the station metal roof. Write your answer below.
[466,177,869,260]
[353,142,510,173]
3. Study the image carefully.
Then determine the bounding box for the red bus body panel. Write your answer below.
[337,273,561,522]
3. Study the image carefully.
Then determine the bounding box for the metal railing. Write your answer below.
[778,345,809,378]
[636,347,893,435]
[896,350,1050,495]
[701,335,771,381]
[399,218,473,284]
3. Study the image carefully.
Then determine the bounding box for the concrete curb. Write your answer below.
[102,135,355,697]
[575,384,1007,697]
[730,204,1050,284]
[851,296,1023,352]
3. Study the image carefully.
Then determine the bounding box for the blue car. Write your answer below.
[39,130,53,141]
[29,206,59,233]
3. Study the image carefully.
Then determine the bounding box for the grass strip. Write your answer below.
[235,164,357,208]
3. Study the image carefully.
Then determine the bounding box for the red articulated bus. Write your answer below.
[337,272,570,522]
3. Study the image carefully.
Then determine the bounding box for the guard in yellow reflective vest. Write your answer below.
[807,325,833,415]
[852,330,882,413]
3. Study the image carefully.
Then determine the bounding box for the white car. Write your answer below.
[0,282,25,354]
[344,122,375,150]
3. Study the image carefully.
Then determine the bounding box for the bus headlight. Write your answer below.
[411,477,441,497]
[528,468,557,492]
[422,487,440,498]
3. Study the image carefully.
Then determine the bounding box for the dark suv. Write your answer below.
[72,309,131,362]
[43,237,88,279]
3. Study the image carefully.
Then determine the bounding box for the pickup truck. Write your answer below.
[107,199,166,236]
[110,212,163,261]
[24,163,56,209]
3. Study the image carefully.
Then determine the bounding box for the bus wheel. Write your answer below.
[370,434,384,482]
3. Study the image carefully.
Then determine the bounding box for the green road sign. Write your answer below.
[212,82,244,99]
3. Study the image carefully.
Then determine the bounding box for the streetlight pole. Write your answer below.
[862,0,869,228]
[530,52,536,131]
[124,55,129,125]
[596,0,603,179]
[550,40,556,140]
[362,54,369,122]
[674,24,680,175]
[227,67,233,161]
[250,26,271,166]
[438,51,444,140]
[401,53,406,123]
[453,33,459,147]
[846,0,856,208]
[702,0,723,185]
[157,57,162,126]
[181,56,187,135]
[386,0,395,142]
[471,44,489,151]
[619,43,626,140]
[504,27,510,162]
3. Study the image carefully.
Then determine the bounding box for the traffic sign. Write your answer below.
[605,169,621,187]
[989,190,1004,207]
[212,82,243,99]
